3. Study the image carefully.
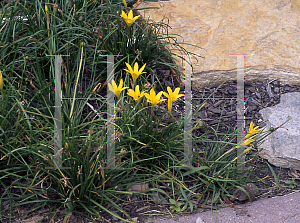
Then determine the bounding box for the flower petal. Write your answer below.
[139,63,146,73]
[163,92,169,98]
[134,62,139,73]
[128,10,133,20]
[168,99,172,113]
[125,62,133,73]
[166,87,172,95]
[120,11,127,19]
[156,91,164,99]
[128,89,134,95]
[108,83,114,92]
[150,89,155,97]
[112,80,117,89]
[132,15,140,22]
[118,79,122,88]
[174,87,180,95]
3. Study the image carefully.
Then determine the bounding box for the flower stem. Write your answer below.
[69,45,84,122]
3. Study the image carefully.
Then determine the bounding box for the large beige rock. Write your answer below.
[138,0,300,86]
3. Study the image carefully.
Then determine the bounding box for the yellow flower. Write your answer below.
[163,87,184,113]
[124,62,146,82]
[0,70,3,90]
[122,0,127,8]
[127,85,145,101]
[245,122,262,139]
[144,89,166,106]
[235,136,255,149]
[236,122,261,150]
[244,138,254,147]
[120,10,140,27]
[108,79,129,99]
[243,138,255,153]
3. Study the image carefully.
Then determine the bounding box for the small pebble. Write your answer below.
[196,217,205,223]
[274,87,280,93]
[228,88,237,95]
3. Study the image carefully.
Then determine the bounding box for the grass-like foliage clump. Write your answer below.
[0,0,289,222]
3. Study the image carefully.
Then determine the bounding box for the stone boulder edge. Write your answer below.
[259,92,300,170]
[138,0,300,86]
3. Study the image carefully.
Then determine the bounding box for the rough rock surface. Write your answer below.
[259,92,300,170]
[138,0,300,85]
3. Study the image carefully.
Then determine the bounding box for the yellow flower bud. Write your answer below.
[45,5,49,16]
[0,70,3,90]
[122,0,127,8]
